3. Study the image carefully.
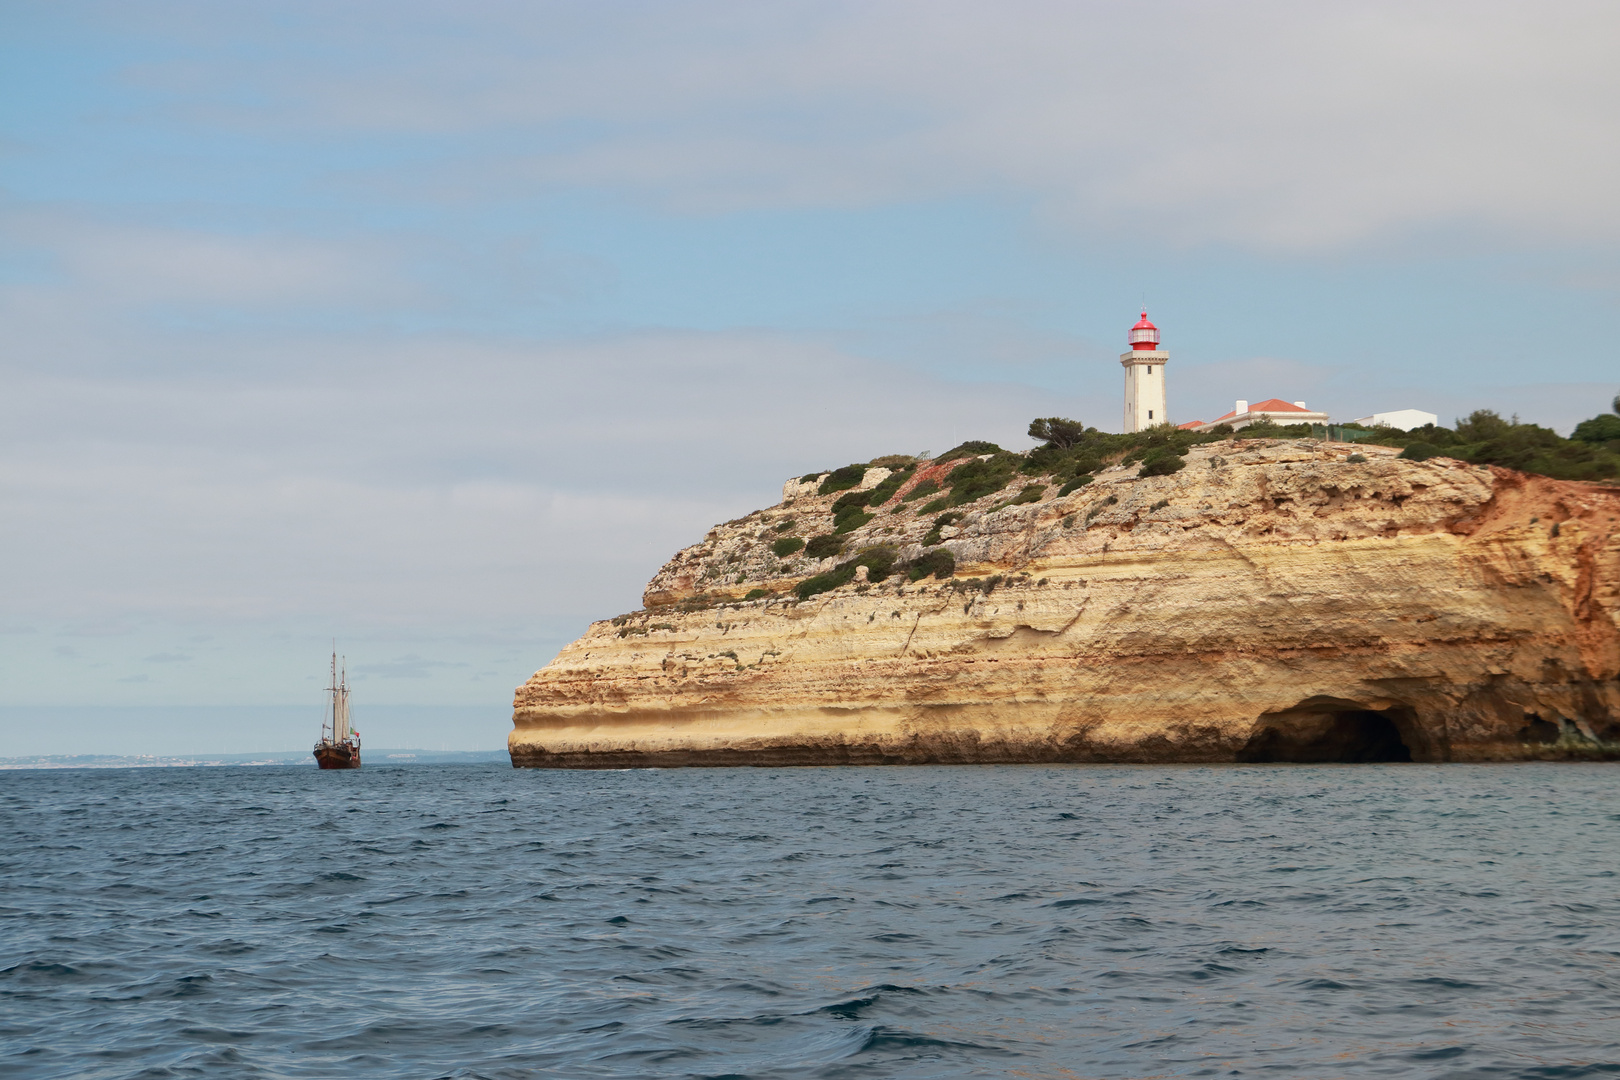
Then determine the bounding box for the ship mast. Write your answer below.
[326,650,337,742]
[336,656,349,741]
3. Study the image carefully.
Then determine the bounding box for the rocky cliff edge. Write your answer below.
[512,440,1620,766]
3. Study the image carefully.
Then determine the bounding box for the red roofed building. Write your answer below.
[1184,398,1330,433]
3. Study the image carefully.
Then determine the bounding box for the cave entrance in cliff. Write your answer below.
[1237,699,1416,763]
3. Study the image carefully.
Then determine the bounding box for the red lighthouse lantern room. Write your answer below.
[1129,310,1159,351]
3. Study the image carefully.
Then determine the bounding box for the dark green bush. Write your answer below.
[1137,447,1187,477]
[902,478,940,503]
[906,548,956,581]
[942,452,1021,506]
[852,547,898,582]
[831,489,871,513]
[774,519,795,533]
[1399,442,1442,461]
[1058,475,1094,496]
[827,470,911,528]
[818,464,867,495]
[863,466,914,506]
[936,440,1003,464]
[805,534,843,559]
[1022,444,1066,475]
[998,484,1045,509]
[794,547,902,599]
[1359,409,1617,479]
[921,512,964,546]
[743,588,771,600]
[1573,413,1620,444]
[919,496,949,514]
[1238,420,1313,439]
[827,488,880,533]
[771,536,805,557]
[833,510,873,534]
[794,565,855,600]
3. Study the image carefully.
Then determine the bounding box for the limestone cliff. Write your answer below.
[511,440,1620,766]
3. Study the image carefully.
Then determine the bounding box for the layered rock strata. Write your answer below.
[511,441,1620,766]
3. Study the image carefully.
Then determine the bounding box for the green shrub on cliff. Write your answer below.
[1137,447,1188,477]
[818,464,867,495]
[831,489,870,513]
[940,452,1021,507]
[992,484,1046,511]
[1369,409,1620,480]
[795,545,951,599]
[1235,419,1313,439]
[902,478,940,503]
[833,510,874,534]
[771,536,805,557]
[1024,419,1209,482]
[822,467,913,534]
[793,547,901,600]
[1572,412,1620,447]
[936,440,1003,465]
[865,465,914,505]
[805,534,843,559]
[907,548,955,581]
[921,512,963,546]
[853,547,898,582]
[794,566,855,599]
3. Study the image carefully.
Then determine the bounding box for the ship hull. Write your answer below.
[313,743,360,770]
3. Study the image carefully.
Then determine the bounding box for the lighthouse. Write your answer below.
[1121,310,1168,432]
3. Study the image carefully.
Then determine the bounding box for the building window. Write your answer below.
[1148,410,1153,419]
[1147,367,1153,375]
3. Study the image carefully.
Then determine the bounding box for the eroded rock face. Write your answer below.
[511,441,1620,766]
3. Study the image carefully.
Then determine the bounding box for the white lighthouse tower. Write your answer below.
[1121,310,1168,432]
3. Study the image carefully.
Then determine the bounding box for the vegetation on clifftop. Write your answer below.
[648,395,1619,614]
[1358,408,1620,482]
[1008,402,1620,484]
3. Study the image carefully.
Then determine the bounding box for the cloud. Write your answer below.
[0,321,1071,629]
[142,652,192,663]
[2,210,412,311]
[101,0,1620,252]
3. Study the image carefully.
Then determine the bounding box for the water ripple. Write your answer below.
[1,763,1618,1077]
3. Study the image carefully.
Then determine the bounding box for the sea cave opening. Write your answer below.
[1237,702,1415,764]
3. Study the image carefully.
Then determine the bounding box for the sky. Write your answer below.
[3,1,1619,754]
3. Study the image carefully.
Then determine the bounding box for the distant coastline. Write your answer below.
[0,749,509,770]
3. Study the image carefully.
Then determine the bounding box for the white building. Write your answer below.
[1350,409,1438,430]
[1121,311,1168,432]
[1184,398,1330,432]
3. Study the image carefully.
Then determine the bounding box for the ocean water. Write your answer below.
[3,764,1618,1079]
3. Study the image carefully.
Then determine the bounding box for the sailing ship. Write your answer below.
[312,652,361,769]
